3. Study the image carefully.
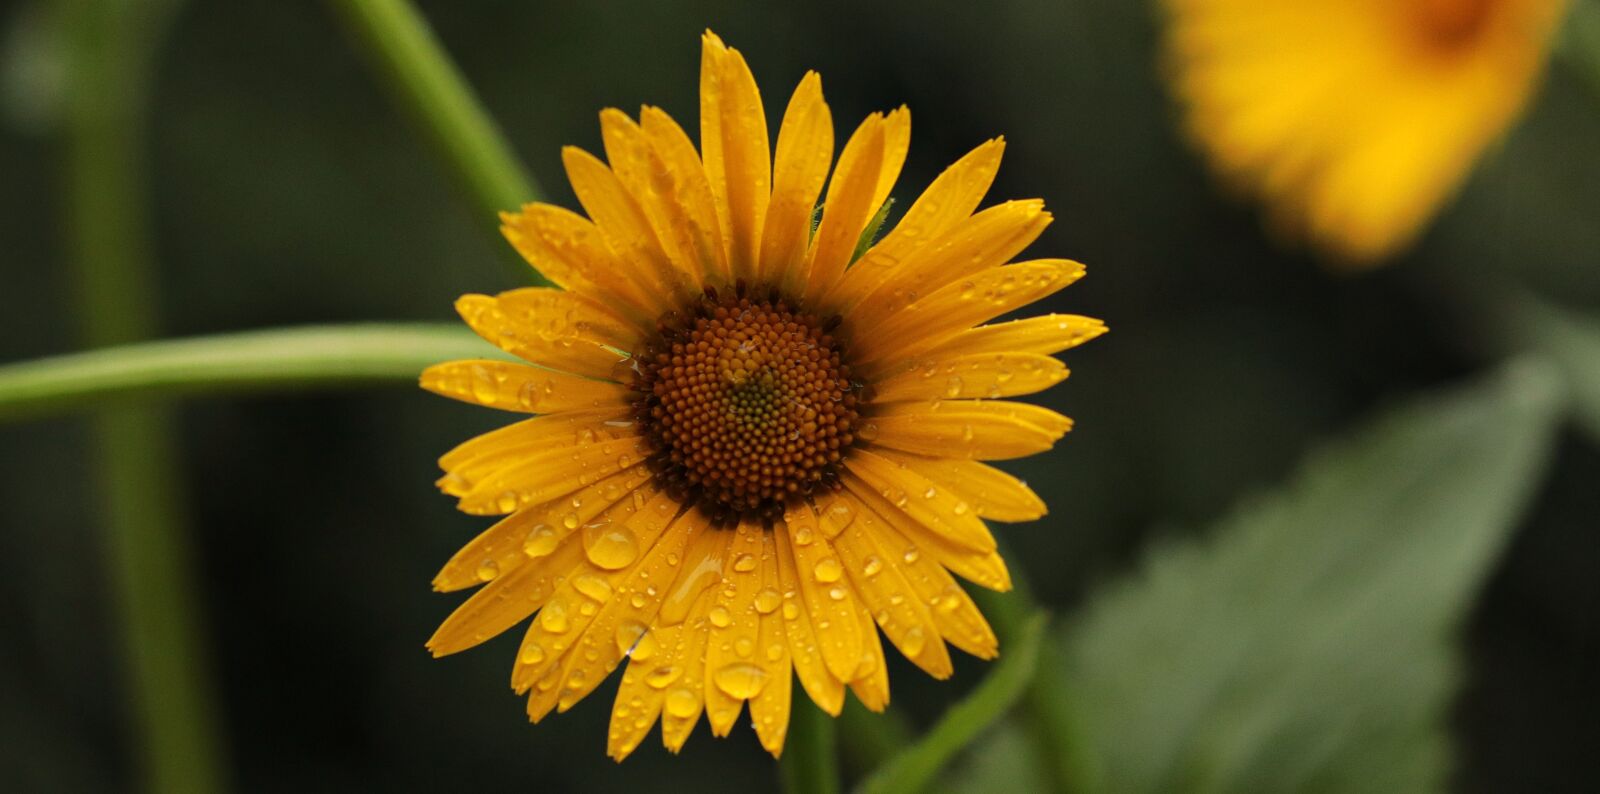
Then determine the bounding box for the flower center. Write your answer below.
[1411,0,1497,51]
[634,286,861,521]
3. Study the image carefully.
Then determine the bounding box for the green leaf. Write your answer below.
[1501,290,1600,442]
[1059,361,1564,793]
[850,198,895,266]
[855,613,1047,794]
[0,323,502,422]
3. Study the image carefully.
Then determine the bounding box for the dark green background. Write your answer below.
[2,1,1596,790]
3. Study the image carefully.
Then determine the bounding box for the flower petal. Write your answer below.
[750,531,794,756]
[453,292,636,380]
[832,506,954,679]
[562,146,687,310]
[847,602,891,712]
[454,433,651,515]
[499,203,657,320]
[842,451,996,553]
[849,482,1013,592]
[853,259,1087,371]
[863,400,1072,461]
[797,113,887,301]
[426,534,585,658]
[759,71,833,288]
[848,199,1052,336]
[437,412,635,498]
[775,522,847,716]
[420,359,632,415]
[871,449,1047,522]
[872,352,1069,402]
[600,109,721,288]
[640,105,730,284]
[704,522,767,737]
[822,138,1007,314]
[783,501,865,682]
[701,33,770,281]
[922,313,1107,359]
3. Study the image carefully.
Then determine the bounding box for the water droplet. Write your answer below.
[813,557,843,583]
[862,556,884,577]
[645,665,683,689]
[614,620,648,657]
[562,511,581,530]
[732,553,757,573]
[574,574,613,602]
[586,525,640,570]
[766,643,784,662]
[793,526,814,546]
[782,602,800,620]
[475,559,499,582]
[712,663,769,700]
[708,605,732,628]
[539,602,570,633]
[944,377,963,397]
[828,585,847,601]
[754,588,781,614]
[495,491,521,513]
[630,593,647,608]
[523,524,559,558]
[902,626,928,656]
[665,688,698,718]
[734,637,754,658]
[922,486,937,499]
[952,500,970,516]
[857,423,880,441]
[519,642,545,665]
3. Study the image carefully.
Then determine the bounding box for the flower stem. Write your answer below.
[0,324,498,423]
[1561,0,1600,102]
[58,0,227,790]
[328,0,547,284]
[781,699,842,794]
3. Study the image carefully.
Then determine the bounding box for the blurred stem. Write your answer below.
[0,324,497,422]
[969,554,1099,794]
[782,699,841,794]
[328,0,546,285]
[58,0,227,792]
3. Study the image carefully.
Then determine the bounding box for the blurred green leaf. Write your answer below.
[1058,360,1563,793]
[1502,291,1600,442]
[855,613,1047,794]
[944,720,1052,794]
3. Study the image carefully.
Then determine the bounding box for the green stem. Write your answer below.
[327,0,546,284]
[1561,0,1600,102]
[0,324,497,422]
[59,0,226,791]
[970,565,1099,793]
[783,698,842,794]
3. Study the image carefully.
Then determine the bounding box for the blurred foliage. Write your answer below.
[2,0,1598,791]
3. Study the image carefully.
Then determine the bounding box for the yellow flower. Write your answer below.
[1163,0,1569,263]
[421,31,1104,760]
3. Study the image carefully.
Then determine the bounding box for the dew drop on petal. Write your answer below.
[732,553,757,573]
[573,574,613,603]
[645,665,683,689]
[708,605,732,628]
[712,662,769,700]
[665,688,699,718]
[754,588,781,614]
[586,526,640,570]
[813,557,843,583]
[475,559,499,582]
[539,602,570,634]
[523,524,559,558]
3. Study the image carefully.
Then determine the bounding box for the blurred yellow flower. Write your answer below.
[419,31,1103,759]
[1164,0,1570,263]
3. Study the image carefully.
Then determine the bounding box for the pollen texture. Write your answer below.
[635,287,860,519]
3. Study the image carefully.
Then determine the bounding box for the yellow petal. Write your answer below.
[863,400,1072,461]
[871,449,1047,523]
[561,145,688,310]
[552,508,698,714]
[455,433,651,515]
[783,500,865,682]
[842,451,996,553]
[514,487,679,703]
[599,108,718,288]
[853,495,998,659]
[453,292,634,381]
[797,113,886,301]
[848,200,1052,335]
[437,412,635,498]
[427,535,584,657]
[923,314,1107,359]
[831,505,954,679]
[420,359,632,415]
[872,352,1069,402]
[854,259,1087,370]
[847,602,890,712]
[871,106,911,215]
[499,203,656,320]
[701,35,770,281]
[849,483,1012,592]
[640,105,730,284]
[759,72,833,287]
[661,601,713,752]
[823,138,1006,315]
[704,522,766,737]
[750,531,794,756]
[775,522,847,716]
